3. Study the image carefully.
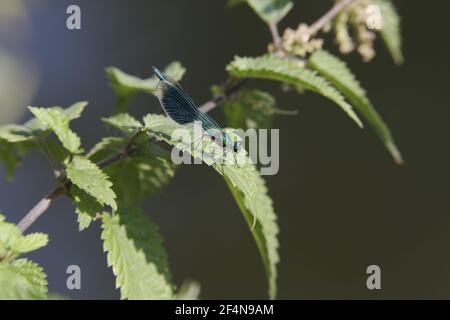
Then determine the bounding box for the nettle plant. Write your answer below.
[0,0,402,299]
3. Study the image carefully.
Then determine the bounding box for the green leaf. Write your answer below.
[132,144,176,198]
[45,140,71,166]
[144,114,279,299]
[77,210,95,231]
[372,0,403,65]
[227,0,246,8]
[0,138,38,180]
[69,186,103,231]
[107,146,176,203]
[87,137,126,163]
[74,133,128,230]
[0,102,86,179]
[10,233,48,254]
[89,136,176,203]
[107,159,141,204]
[0,214,49,259]
[227,55,364,128]
[223,165,279,299]
[28,107,82,154]
[0,217,48,299]
[22,117,48,136]
[66,156,117,211]
[0,259,48,300]
[308,50,403,163]
[0,102,86,145]
[246,0,293,24]
[102,113,142,134]
[60,101,88,120]
[107,67,157,96]
[0,215,22,258]
[222,89,277,129]
[101,207,174,300]
[106,62,186,114]
[0,124,33,143]
[0,142,21,180]
[107,62,184,95]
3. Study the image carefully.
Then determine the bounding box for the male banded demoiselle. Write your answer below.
[153,67,241,155]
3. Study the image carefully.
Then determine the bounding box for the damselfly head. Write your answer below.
[152,66,165,81]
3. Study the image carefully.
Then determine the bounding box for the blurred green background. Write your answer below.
[0,0,449,299]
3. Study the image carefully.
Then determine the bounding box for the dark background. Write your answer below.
[0,0,448,299]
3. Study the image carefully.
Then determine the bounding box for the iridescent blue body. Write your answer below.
[153,67,241,153]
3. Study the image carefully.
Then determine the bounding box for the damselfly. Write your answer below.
[153,67,242,155]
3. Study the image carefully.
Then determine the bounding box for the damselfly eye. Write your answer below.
[210,135,216,141]
[233,141,242,153]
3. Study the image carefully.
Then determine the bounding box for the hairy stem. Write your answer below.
[17,187,64,232]
[308,0,356,36]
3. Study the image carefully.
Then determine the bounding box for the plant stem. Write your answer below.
[17,130,145,233]
[199,78,249,113]
[17,187,64,232]
[268,22,282,51]
[308,0,356,37]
